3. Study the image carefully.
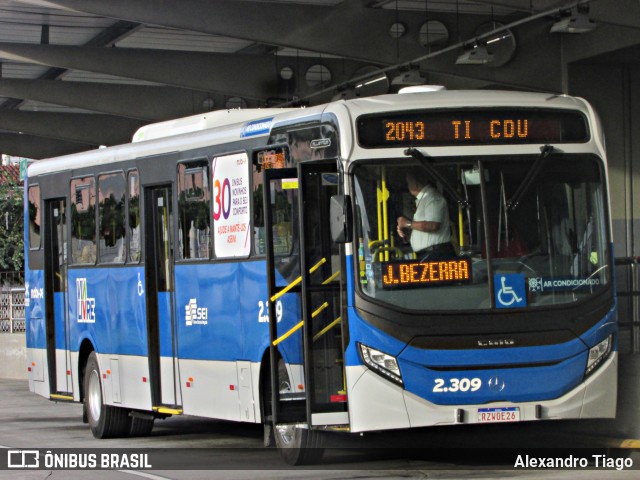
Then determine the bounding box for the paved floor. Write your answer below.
[0,379,638,479]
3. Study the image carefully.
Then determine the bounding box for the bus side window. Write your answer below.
[28,185,41,250]
[127,170,141,263]
[70,176,96,265]
[288,126,338,163]
[98,172,126,264]
[177,161,211,260]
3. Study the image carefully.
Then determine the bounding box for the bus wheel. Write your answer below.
[261,357,287,447]
[274,424,324,465]
[84,352,131,438]
[272,359,324,465]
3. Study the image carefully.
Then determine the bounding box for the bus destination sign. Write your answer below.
[357,109,588,147]
[381,258,472,289]
[255,147,288,171]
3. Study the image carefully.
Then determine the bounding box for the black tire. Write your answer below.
[263,422,275,448]
[84,352,131,438]
[129,416,154,437]
[261,356,290,447]
[272,359,324,465]
[274,423,325,465]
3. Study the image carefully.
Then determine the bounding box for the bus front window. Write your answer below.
[352,154,609,311]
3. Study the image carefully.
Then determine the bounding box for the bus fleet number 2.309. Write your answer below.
[433,377,482,393]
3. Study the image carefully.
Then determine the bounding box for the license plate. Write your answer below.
[477,407,520,423]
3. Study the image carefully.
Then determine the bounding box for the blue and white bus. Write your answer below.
[24,90,617,464]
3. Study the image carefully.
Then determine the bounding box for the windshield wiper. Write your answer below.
[507,144,555,211]
[404,148,469,208]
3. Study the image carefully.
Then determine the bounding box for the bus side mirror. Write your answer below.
[330,194,352,244]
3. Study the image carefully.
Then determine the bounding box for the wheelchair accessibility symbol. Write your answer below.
[494,274,527,308]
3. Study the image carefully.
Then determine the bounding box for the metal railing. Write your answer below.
[0,286,25,334]
[0,271,24,288]
[615,257,640,355]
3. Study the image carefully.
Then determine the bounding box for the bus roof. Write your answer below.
[131,108,296,143]
[28,107,303,177]
[28,90,591,178]
[336,90,588,114]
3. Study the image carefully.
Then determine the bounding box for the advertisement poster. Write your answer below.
[212,152,250,258]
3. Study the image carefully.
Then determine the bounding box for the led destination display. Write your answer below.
[381,258,472,289]
[357,109,588,147]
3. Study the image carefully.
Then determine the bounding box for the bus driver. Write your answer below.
[397,169,455,261]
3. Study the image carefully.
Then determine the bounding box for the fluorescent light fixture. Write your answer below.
[355,75,387,89]
[486,34,510,45]
[550,6,596,33]
[456,44,494,65]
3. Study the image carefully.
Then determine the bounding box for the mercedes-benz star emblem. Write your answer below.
[488,376,506,392]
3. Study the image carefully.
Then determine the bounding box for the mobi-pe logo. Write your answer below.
[76,278,96,323]
[24,283,44,307]
[185,298,208,326]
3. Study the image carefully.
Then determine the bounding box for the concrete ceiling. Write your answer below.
[0,0,638,159]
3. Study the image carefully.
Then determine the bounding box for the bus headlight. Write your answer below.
[585,335,612,377]
[358,342,403,386]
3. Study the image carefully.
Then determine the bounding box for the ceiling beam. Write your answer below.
[17,0,435,64]
[0,110,145,146]
[589,0,640,30]
[0,132,93,159]
[0,44,376,100]
[475,0,640,30]
[0,43,281,98]
[0,79,224,121]
[561,23,640,64]
[470,0,570,11]
[1,20,140,110]
[0,43,376,101]
[290,12,566,104]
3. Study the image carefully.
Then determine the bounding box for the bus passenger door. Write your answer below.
[264,168,305,426]
[265,161,347,430]
[297,161,347,427]
[43,198,73,398]
[144,185,181,410]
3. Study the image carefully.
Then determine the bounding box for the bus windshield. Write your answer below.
[352,154,610,311]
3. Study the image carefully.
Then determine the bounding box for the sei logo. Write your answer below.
[185,298,208,326]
